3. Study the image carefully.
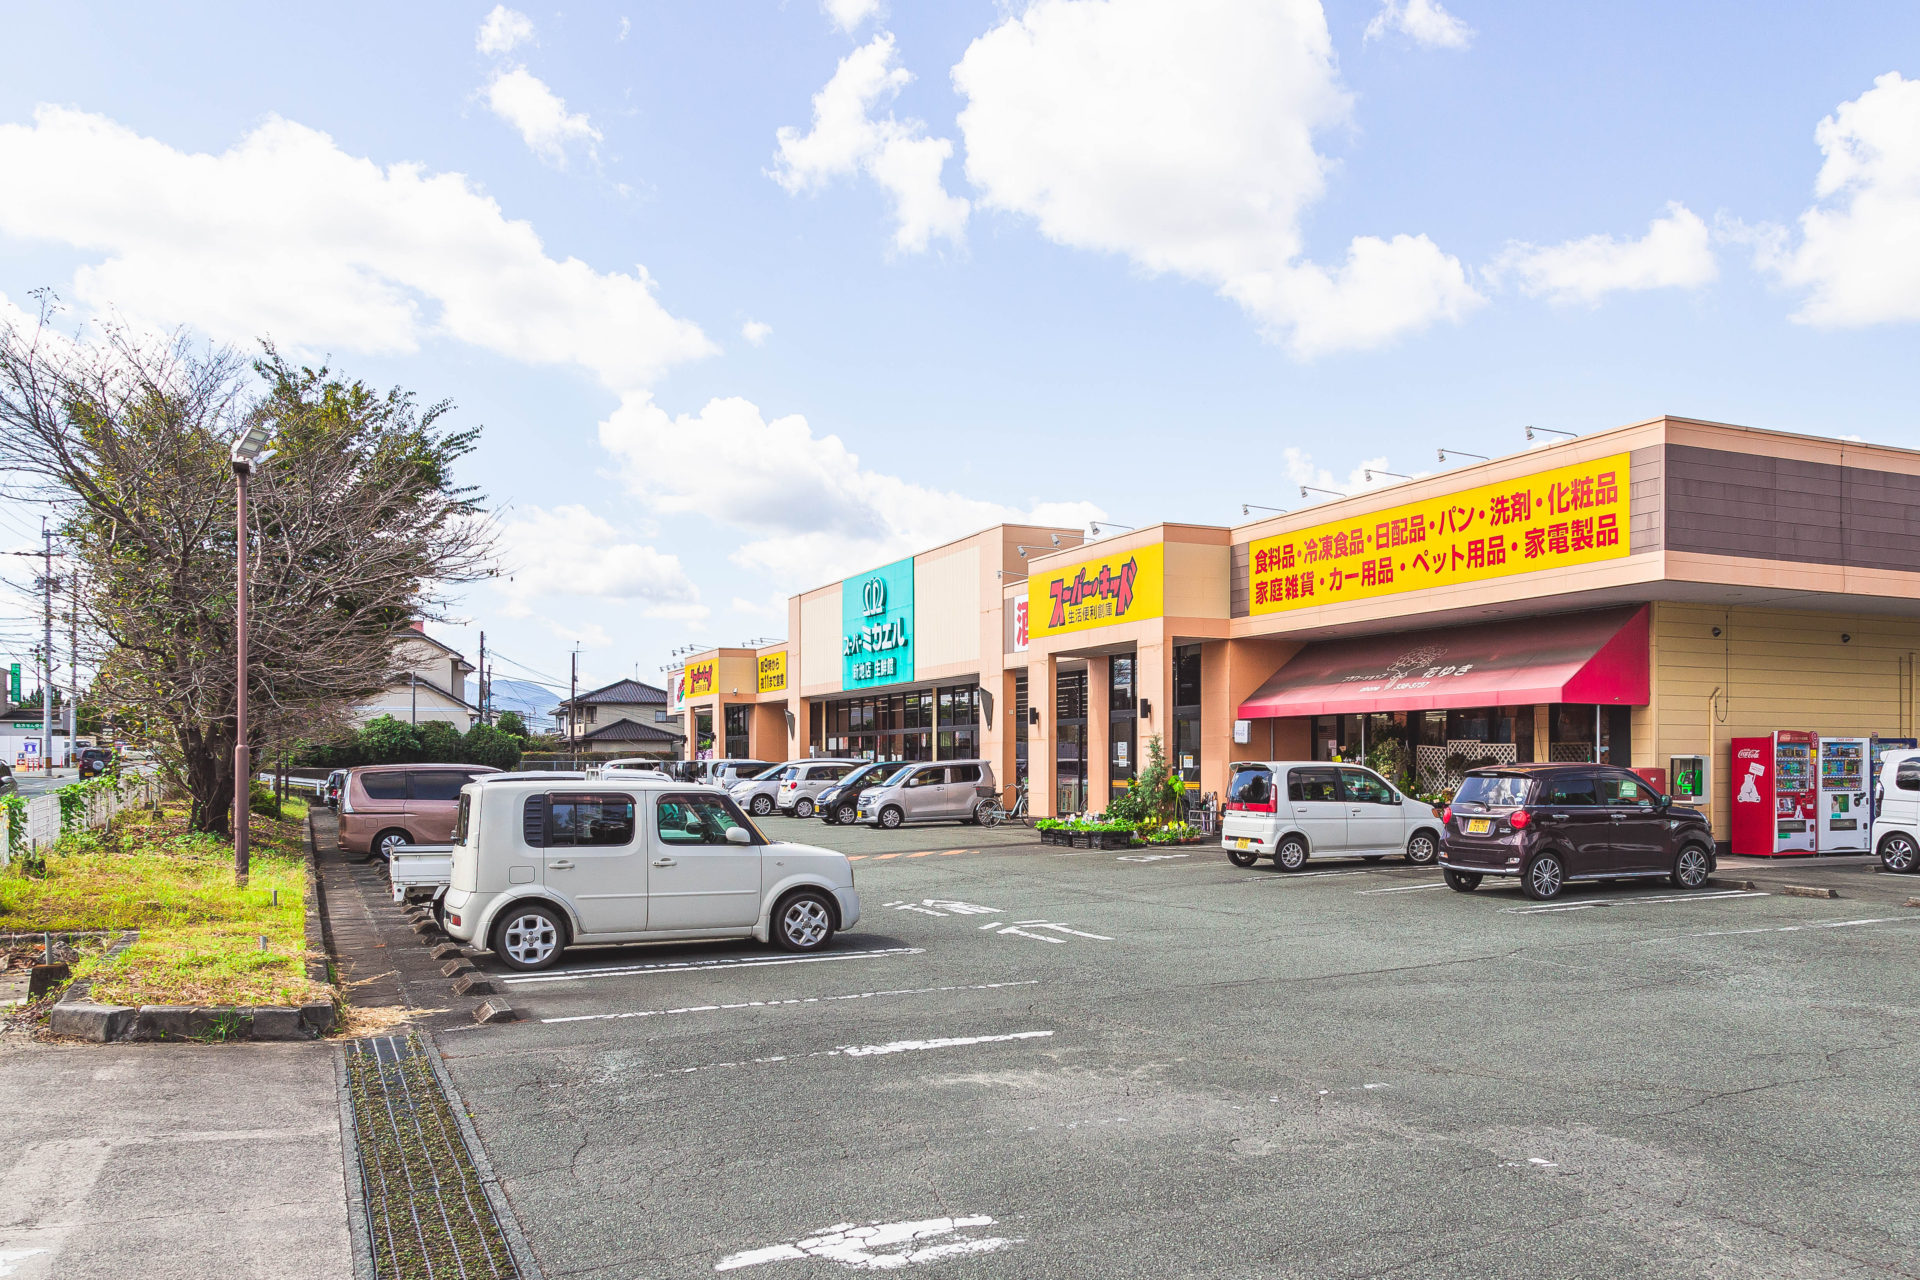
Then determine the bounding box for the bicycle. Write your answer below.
[977,783,1030,828]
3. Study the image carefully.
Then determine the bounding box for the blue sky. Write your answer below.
[2,1,1917,705]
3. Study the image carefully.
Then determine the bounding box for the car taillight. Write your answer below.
[1509,809,1531,830]
[1441,806,1452,825]
[447,913,461,927]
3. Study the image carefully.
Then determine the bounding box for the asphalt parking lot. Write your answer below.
[423,823,1920,1279]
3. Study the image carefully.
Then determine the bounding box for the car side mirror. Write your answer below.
[725,826,752,845]
[1656,793,1672,810]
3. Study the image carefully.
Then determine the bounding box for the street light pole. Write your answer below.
[229,417,274,881]
[233,457,252,880]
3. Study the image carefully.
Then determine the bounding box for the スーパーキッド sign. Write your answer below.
[1031,543,1166,640]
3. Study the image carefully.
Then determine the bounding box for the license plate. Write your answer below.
[1234,837,1252,850]
[1466,818,1491,834]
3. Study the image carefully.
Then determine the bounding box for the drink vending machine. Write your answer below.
[1870,737,1917,822]
[1816,736,1869,853]
[1730,731,1818,856]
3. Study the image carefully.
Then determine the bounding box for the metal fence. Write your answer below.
[1,774,163,870]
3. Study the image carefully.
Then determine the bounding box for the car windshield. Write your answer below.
[880,765,916,786]
[1455,774,1534,807]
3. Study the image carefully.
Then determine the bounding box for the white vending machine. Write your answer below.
[1817,736,1869,853]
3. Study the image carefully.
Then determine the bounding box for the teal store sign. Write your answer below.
[842,557,914,689]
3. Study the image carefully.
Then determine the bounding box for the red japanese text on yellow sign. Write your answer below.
[1247,452,1632,614]
[684,658,718,697]
[1033,542,1166,638]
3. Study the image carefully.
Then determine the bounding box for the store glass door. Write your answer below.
[1057,671,1087,815]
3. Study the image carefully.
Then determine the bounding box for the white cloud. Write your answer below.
[617,16,631,41]
[953,0,1482,356]
[0,107,713,389]
[741,319,773,345]
[731,593,789,619]
[496,504,704,621]
[1495,203,1717,305]
[484,67,602,165]
[1283,448,1403,498]
[824,0,884,33]
[1756,72,1920,328]
[476,5,535,56]
[550,620,613,648]
[598,394,1102,587]
[773,34,969,253]
[1363,0,1472,49]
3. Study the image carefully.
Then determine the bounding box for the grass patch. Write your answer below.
[1,803,330,1009]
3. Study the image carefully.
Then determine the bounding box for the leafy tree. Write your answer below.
[358,715,421,764]
[494,710,528,739]
[415,719,463,763]
[461,722,522,770]
[0,306,493,836]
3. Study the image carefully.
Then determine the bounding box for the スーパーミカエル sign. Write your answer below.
[842,558,915,689]
[1032,543,1165,639]
[1247,452,1631,614]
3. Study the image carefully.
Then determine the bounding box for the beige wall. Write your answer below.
[799,590,839,690]
[1643,602,1920,834]
[914,544,982,672]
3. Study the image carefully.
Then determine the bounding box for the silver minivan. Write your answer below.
[777,759,860,817]
[857,760,998,829]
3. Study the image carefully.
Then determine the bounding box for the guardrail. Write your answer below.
[2,773,163,870]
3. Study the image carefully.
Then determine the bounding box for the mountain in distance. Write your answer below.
[484,676,560,732]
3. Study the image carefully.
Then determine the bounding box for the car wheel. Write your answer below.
[1879,832,1919,874]
[1671,844,1712,889]
[795,797,816,819]
[374,828,412,861]
[1275,836,1309,872]
[773,890,836,953]
[1405,832,1439,865]
[836,802,858,825]
[1226,842,1260,868]
[1522,852,1566,901]
[879,806,903,830]
[749,795,774,816]
[1443,868,1481,892]
[491,904,567,972]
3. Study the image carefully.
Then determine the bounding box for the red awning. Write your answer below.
[1238,605,1649,719]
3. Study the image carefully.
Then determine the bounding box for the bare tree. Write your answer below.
[0,301,495,835]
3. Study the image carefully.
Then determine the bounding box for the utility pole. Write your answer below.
[569,649,579,760]
[41,517,53,775]
[410,671,417,725]
[477,630,487,725]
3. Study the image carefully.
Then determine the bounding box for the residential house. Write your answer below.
[352,624,478,731]
[553,678,685,759]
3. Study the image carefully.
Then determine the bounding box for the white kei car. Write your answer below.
[440,775,860,971]
[1219,761,1443,871]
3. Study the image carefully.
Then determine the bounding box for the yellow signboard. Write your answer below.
[756,650,787,695]
[683,658,719,700]
[1032,542,1166,639]
[1248,452,1631,615]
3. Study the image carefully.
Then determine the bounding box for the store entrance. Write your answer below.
[1057,670,1087,815]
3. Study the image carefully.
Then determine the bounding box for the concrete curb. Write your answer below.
[1781,884,1840,900]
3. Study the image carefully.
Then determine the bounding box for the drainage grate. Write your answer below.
[344,1034,521,1279]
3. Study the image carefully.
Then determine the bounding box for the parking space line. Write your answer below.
[1643,916,1920,942]
[502,946,925,985]
[637,1030,1055,1080]
[1358,882,1447,894]
[541,979,1041,1025]
[1504,890,1768,914]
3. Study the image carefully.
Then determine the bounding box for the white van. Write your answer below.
[1220,761,1443,871]
[1870,748,1920,873]
[439,775,861,971]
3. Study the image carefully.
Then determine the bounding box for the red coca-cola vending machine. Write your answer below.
[1730,731,1817,856]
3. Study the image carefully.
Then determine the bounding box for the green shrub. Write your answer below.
[460,722,522,770]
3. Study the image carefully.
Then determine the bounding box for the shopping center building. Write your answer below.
[667,416,1920,841]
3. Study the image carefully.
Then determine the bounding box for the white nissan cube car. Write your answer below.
[1220,760,1443,871]
[440,775,860,971]
[1870,748,1920,873]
